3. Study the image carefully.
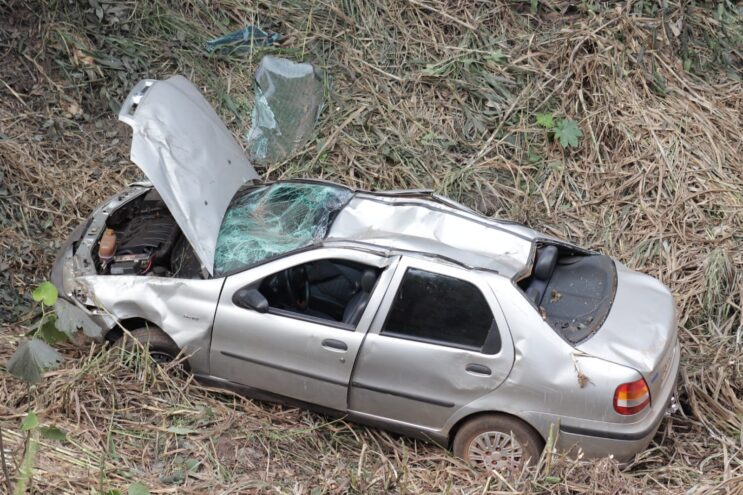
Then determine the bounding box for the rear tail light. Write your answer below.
[613,378,650,415]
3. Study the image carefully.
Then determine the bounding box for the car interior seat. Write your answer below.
[525,245,558,306]
[342,270,377,325]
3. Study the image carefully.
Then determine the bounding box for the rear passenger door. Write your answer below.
[348,257,514,431]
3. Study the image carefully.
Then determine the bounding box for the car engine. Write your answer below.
[96,189,200,278]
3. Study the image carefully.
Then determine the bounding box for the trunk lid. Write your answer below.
[577,263,678,400]
[118,76,259,275]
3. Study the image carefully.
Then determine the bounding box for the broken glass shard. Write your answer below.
[246,56,324,163]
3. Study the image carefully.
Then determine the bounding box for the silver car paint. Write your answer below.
[329,193,535,278]
[210,248,397,411]
[577,263,678,401]
[52,181,680,462]
[48,76,681,463]
[348,256,515,430]
[118,76,259,274]
[75,274,224,373]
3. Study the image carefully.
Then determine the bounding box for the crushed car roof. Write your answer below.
[209,180,537,278]
[327,189,536,278]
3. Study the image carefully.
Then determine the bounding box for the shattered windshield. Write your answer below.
[213,182,353,276]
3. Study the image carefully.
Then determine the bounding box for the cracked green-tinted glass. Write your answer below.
[214,183,352,276]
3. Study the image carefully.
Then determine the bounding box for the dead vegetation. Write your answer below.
[0,0,741,493]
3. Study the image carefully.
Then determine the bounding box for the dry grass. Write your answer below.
[1,0,742,493]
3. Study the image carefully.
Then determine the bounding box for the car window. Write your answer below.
[381,268,495,350]
[258,258,380,328]
[214,183,353,276]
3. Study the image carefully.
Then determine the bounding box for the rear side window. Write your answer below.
[382,268,496,351]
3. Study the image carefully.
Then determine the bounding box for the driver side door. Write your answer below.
[209,248,397,411]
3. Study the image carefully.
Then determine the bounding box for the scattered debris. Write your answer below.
[246,56,324,163]
[539,306,547,320]
[570,353,592,389]
[550,289,562,303]
[205,25,282,53]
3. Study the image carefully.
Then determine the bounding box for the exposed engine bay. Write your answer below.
[94,189,202,278]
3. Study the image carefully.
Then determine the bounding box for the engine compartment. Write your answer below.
[95,189,202,278]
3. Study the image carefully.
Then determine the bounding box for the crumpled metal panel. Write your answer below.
[118,76,259,274]
[76,274,225,373]
[327,195,534,277]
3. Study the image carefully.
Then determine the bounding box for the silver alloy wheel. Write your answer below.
[467,431,524,471]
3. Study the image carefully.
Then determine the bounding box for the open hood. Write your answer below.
[118,76,259,275]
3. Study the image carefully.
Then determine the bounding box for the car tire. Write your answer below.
[453,415,544,471]
[114,327,181,365]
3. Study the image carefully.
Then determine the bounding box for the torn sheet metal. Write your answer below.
[118,76,259,274]
[327,194,534,277]
[205,25,281,53]
[246,56,324,163]
[214,182,352,275]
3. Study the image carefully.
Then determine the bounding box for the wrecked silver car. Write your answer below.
[50,76,680,470]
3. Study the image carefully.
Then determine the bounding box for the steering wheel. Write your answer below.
[283,266,310,310]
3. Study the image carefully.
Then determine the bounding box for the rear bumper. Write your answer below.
[557,341,681,462]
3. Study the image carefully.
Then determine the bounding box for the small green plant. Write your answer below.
[535,113,583,149]
[536,112,554,129]
[2,281,73,494]
[128,482,152,495]
[554,118,582,148]
[7,282,64,384]
[486,49,506,64]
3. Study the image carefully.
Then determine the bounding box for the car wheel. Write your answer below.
[453,415,544,472]
[114,327,180,365]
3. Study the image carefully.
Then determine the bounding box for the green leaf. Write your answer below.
[104,490,123,495]
[554,118,583,148]
[39,426,67,441]
[6,338,63,384]
[528,148,541,163]
[487,49,506,64]
[128,482,150,495]
[55,299,102,338]
[184,457,200,471]
[21,412,38,431]
[536,113,554,129]
[32,281,58,307]
[38,315,68,345]
[544,475,561,484]
[166,426,196,435]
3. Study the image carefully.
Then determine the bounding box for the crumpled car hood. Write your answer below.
[118,75,259,274]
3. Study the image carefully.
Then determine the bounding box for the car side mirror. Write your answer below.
[233,287,269,313]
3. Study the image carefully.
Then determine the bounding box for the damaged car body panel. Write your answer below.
[75,274,224,372]
[50,76,680,468]
[118,76,259,274]
[327,193,535,278]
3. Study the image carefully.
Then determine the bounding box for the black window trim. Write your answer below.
[379,267,502,355]
[267,307,356,332]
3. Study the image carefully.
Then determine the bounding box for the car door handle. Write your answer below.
[465,364,491,376]
[321,339,347,351]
